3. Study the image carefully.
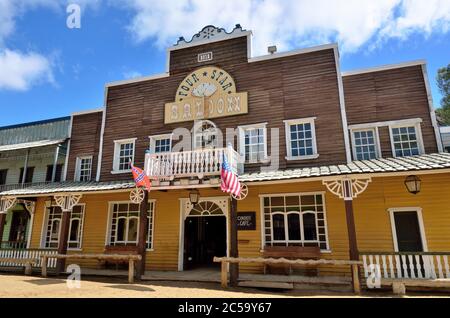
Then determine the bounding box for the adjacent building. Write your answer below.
[1,25,449,287]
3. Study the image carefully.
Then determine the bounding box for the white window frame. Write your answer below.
[389,122,425,157]
[238,122,268,163]
[112,138,136,174]
[350,127,381,160]
[284,117,319,160]
[388,207,428,252]
[149,134,172,154]
[75,155,93,181]
[41,203,85,250]
[259,192,330,252]
[106,200,156,251]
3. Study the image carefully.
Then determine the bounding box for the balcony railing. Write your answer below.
[145,147,242,180]
[361,251,450,280]
[0,181,53,193]
[0,248,57,268]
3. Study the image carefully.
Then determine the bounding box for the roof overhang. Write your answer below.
[0,139,67,152]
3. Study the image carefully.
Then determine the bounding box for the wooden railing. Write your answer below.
[361,252,450,280]
[145,147,242,180]
[0,248,58,268]
[0,181,52,192]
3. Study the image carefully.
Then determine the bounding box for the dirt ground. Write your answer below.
[0,274,448,298]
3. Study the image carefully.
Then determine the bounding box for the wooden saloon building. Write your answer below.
[1,25,450,291]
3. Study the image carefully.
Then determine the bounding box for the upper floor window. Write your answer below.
[192,120,219,149]
[108,201,155,249]
[43,204,85,249]
[390,124,423,157]
[46,164,63,182]
[19,167,34,184]
[238,123,267,163]
[75,156,93,181]
[112,138,136,173]
[284,118,318,160]
[351,128,380,160]
[149,134,172,154]
[0,169,8,185]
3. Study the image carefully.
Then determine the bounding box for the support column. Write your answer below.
[51,145,61,182]
[0,213,6,245]
[229,197,239,287]
[21,149,30,184]
[56,209,71,274]
[136,190,149,278]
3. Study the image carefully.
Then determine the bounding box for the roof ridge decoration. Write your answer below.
[175,24,245,46]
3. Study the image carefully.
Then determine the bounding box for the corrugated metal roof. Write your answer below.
[1,153,449,196]
[0,139,67,152]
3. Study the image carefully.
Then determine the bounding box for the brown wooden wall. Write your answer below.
[66,111,103,181]
[99,36,348,181]
[343,65,438,157]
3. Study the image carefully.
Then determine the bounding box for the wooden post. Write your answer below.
[221,261,228,288]
[136,190,149,278]
[229,198,239,287]
[128,259,135,284]
[21,149,30,185]
[0,213,6,245]
[351,264,361,294]
[41,256,48,277]
[51,145,60,182]
[56,210,71,275]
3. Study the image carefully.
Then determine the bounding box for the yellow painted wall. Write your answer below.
[28,173,450,276]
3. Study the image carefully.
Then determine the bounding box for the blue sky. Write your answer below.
[0,0,449,127]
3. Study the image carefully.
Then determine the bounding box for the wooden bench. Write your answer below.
[0,258,39,275]
[263,246,321,275]
[41,253,142,283]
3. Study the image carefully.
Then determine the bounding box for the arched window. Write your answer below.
[192,120,219,149]
[189,201,224,217]
[271,213,285,241]
[287,212,301,241]
[302,212,317,241]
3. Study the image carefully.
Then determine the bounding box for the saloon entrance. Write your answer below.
[183,201,227,270]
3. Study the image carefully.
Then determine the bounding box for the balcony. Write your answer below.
[145,147,242,180]
[0,182,53,193]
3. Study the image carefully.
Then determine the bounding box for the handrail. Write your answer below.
[359,251,450,256]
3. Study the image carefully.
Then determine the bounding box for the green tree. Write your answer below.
[436,64,450,125]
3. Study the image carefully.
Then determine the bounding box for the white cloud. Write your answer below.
[123,70,142,79]
[0,49,54,91]
[122,0,450,55]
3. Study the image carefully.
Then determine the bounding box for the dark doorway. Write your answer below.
[184,216,226,270]
[8,210,30,248]
[393,211,424,252]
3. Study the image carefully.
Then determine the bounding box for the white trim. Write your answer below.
[388,207,428,252]
[284,117,319,161]
[96,87,108,181]
[74,155,93,182]
[63,115,73,182]
[177,196,229,271]
[237,122,268,163]
[112,138,137,173]
[249,43,337,63]
[421,64,444,152]
[342,60,426,77]
[349,127,382,160]
[71,108,103,116]
[67,203,86,250]
[388,122,425,157]
[106,73,169,88]
[333,46,352,163]
[348,118,423,130]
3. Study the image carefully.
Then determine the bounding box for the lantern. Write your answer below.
[189,189,200,205]
[404,175,421,195]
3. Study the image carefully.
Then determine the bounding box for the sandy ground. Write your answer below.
[0,274,448,298]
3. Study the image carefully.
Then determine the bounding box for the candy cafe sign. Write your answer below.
[164,66,248,124]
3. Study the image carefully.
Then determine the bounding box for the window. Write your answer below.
[112,138,136,173]
[446,146,450,153]
[261,193,329,250]
[352,128,379,160]
[149,134,172,154]
[192,120,219,149]
[45,164,63,182]
[19,167,34,183]
[43,204,85,249]
[284,118,318,160]
[390,125,423,157]
[108,201,155,249]
[75,156,93,181]
[0,169,7,185]
[238,123,267,163]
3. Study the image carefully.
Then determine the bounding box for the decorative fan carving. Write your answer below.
[322,177,371,200]
[54,194,82,212]
[0,196,17,213]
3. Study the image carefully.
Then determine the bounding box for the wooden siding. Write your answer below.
[343,65,438,157]
[28,173,450,276]
[66,112,102,181]
[99,37,347,181]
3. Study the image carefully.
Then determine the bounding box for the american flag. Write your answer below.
[131,163,151,192]
[221,153,241,197]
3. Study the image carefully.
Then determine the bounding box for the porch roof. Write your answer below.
[0,138,67,152]
[239,153,450,182]
[0,153,449,197]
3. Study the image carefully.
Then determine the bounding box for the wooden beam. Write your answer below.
[0,213,6,245]
[221,261,228,288]
[55,210,71,274]
[136,190,149,278]
[229,197,239,287]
